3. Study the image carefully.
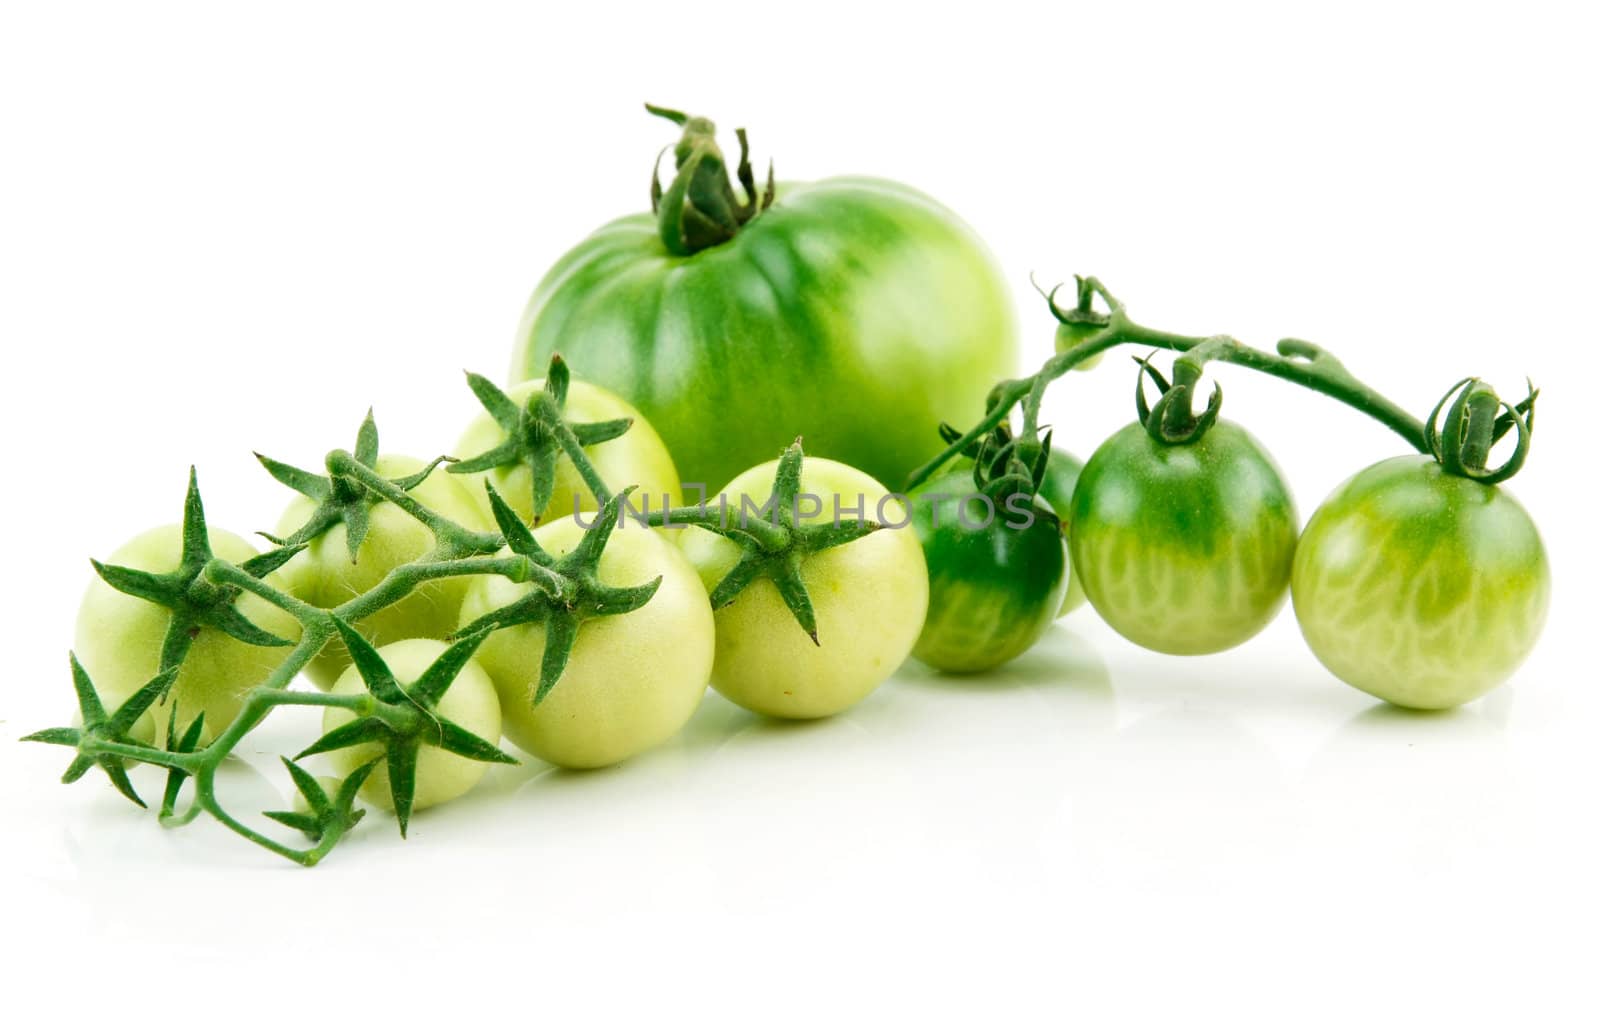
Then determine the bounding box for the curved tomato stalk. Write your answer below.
[646,103,774,256]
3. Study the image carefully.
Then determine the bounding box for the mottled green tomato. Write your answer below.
[73,525,297,743]
[454,377,681,525]
[910,471,1067,672]
[1291,456,1550,709]
[1034,447,1088,617]
[274,456,486,689]
[1055,319,1107,371]
[460,519,714,768]
[677,457,928,718]
[1069,421,1298,655]
[322,639,502,812]
[511,178,1017,491]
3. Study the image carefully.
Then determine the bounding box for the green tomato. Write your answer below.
[1068,421,1299,655]
[454,377,681,525]
[511,178,1017,491]
[1055,320,1106,371]
[460,519,714,768]
[274,456,486,689]
[1291,456,1550,709]
[678,457,928,718]
[322,639,502,812]
[910,471,1067,673]
[73,525,297,743]
[1034,447,1088,617]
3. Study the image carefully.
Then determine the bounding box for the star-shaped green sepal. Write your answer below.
[293,618,518,837]
[448,356,634,523]
[937,419,1060,524]
[21,655,180,808]
[451,482,663,704]
[682,439,885,645]
[89,468,299,684]
[261,756,377,845]
[256,411,448,557]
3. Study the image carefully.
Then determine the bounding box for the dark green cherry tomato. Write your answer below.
[1068,421,1298,655]
[1291,456,1550,709]
[910,470,1068,673]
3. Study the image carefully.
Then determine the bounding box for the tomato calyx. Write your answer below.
[1132,353,1223,446]
[294,618,516,838]
[937,420,1062,528]
[646,103,775,256]
[89,468,299,684]
[448,356,634,523]
[21,654,182,808]
[1425,377,1538,484]
[650,439,885,644]
[262,756,375,845]
[257,412,451,558]
[450,483,664,705]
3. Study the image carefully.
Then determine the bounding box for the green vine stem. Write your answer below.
[914,277,1445,490]
[646,103,775,255]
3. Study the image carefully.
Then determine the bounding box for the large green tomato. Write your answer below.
[677,457,929,718]
[511,178,1017,492]
[1291,456,1550,709]
[1034,447,1088,617]
[460,519,714,769]
[909,471,1066,673]
[274,456,486,689]
[322,639,503,812]
[74,525,297,743]
[454,377,681,525]
[1068,421,1299,655]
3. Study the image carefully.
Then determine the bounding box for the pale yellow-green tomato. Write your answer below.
[677,457,929,719]
[454,378,681,526]
[273,455,488,689]
[73,525,299,744]
[459,519,714,769]
[321,639,503,812]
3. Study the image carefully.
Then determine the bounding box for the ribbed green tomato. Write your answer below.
[677,457,928,718]
[273,456,486,689]
[910,471,1067,673]
[460,519,714,769]
[322,639,502,812]
[1069,421,1298,655]
[454,377,681,525]
[1034,447,1088,617]
[73,525,297,743]
[511,178,1017,492]
[1291,456,1550,709]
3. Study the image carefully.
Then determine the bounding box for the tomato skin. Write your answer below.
[1291,456,1550,709]
[459,520,714,768]
[511,178,1017,492]
[274,456,487,689]
[677,457,929,718]
[1068,421,1299,655]
[1034,447,1088,617]
[454,377,681,524]
[73,525,298,743]
[910,471,1067,672]
[322,639,502,812]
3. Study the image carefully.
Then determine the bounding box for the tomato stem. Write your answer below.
[910,279,1437,489]
[646,104,774,255]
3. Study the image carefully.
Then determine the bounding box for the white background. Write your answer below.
[2,2,1596,1008]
